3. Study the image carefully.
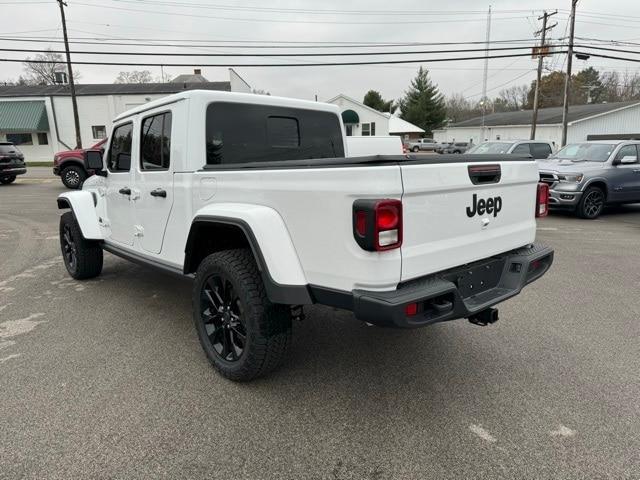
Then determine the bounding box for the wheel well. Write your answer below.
[59,159,86,171]
[184,221,253,274]
[57,198,71,209]
[587,181,608,200]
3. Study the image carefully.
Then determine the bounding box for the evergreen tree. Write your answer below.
[363,90,396,113]
[397,67,446,134]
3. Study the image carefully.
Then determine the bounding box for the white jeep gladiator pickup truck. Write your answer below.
[57,90,553,381]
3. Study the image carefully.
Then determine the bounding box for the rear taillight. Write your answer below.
[353,199,402,251]
[536,182,549,217]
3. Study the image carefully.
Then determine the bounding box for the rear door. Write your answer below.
[399,158,539,281]
[133,110,174,254]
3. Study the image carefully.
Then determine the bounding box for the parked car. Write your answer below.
[443,142,470,154]
[0,142,27,185]
[53,138,107,189]
[405,138,437,152]
[435,142,453,154]
[467,140,554,159]
[538,140,640,219]
[57,90,553,381]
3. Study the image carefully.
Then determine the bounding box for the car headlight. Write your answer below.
[557,173,583,183]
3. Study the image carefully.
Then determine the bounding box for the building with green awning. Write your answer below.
[0,101,49,133]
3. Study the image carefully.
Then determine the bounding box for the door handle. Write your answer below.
[150,188,167,198]
[119,187,131,195]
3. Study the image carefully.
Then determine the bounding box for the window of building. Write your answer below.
[345,125,353,136]
[92,125,107,139]
[362,123,371,136]
[6,133,33,145]
[140,112,172,170]
[371,122,376,136]
[205,102,344,166]
[107,123,133,172]
[37,132,48,145]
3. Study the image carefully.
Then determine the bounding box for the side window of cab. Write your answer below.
[614,144,639,164]
[107,123,133,172]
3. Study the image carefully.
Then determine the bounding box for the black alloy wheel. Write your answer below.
[62,223,77,271]
[578,187,605,219]
[200,274,247,362]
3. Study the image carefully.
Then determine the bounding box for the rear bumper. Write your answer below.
[314,243,553,328]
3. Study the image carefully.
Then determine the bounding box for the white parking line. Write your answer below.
[469,424,497,443]
[551,425,576,437]
[0,353,21,364]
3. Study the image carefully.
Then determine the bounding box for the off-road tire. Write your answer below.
[60,211,103,279]
[576,186,605,219]
[61,165,87,189]
[192,249,292,381]
[0,175,16,184]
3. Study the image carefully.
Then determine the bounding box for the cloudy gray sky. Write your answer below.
[1,0,639,103]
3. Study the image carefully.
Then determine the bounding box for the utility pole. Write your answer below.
[561,0,578,147]
[530,10,557,140]
[480,5,492,142]
[57,0,82,149]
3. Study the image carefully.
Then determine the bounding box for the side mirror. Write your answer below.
[619,155,637,164]
[84,149,106,176]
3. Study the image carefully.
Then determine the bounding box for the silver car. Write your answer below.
[467,140,554,159]
[538,140,640,219]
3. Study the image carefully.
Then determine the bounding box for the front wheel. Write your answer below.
[61,165,87,189]
[412,146,419,152]
[577,186,605,219]
[0,176,16,185]
[60,211,103,279]
[192,249,292,381]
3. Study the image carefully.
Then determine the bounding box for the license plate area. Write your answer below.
[445,258,505,299]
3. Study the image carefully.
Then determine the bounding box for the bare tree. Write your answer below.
[22,49,80,85]
[114,70,154,84]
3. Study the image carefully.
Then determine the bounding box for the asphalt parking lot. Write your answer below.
[1,168,639,479]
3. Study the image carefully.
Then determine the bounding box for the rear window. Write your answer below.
[0,144,19,154]
[205,102,344,166]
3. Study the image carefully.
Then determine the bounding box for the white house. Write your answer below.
[433,100,640,146]
[0,69,251,162]
[327,94,424,140]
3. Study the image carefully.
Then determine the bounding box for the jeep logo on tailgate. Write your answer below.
[466,194,502,218]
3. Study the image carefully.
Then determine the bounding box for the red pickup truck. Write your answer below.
[53,138,107,189]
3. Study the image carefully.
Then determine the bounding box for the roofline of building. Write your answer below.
[567,101,640,125]
[444,123,562,129]
[326,93,390,120]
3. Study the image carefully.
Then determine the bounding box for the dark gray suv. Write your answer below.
[538,141,640,219]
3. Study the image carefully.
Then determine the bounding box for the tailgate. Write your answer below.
[400,158,539,282]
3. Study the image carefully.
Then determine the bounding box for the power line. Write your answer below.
[0,45,557,58]
[69,2,542,26]
[0,50,568,68]
[0,35,543,49]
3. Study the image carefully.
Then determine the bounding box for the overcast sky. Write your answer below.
[1,0,639,103]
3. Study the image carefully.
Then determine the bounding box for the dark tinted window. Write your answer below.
[140,112,172,170]
[531,143,552,159]
[107,123,133,172]
[6,133,32,145]
[511,143,531,155]
[205,102,344,166]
